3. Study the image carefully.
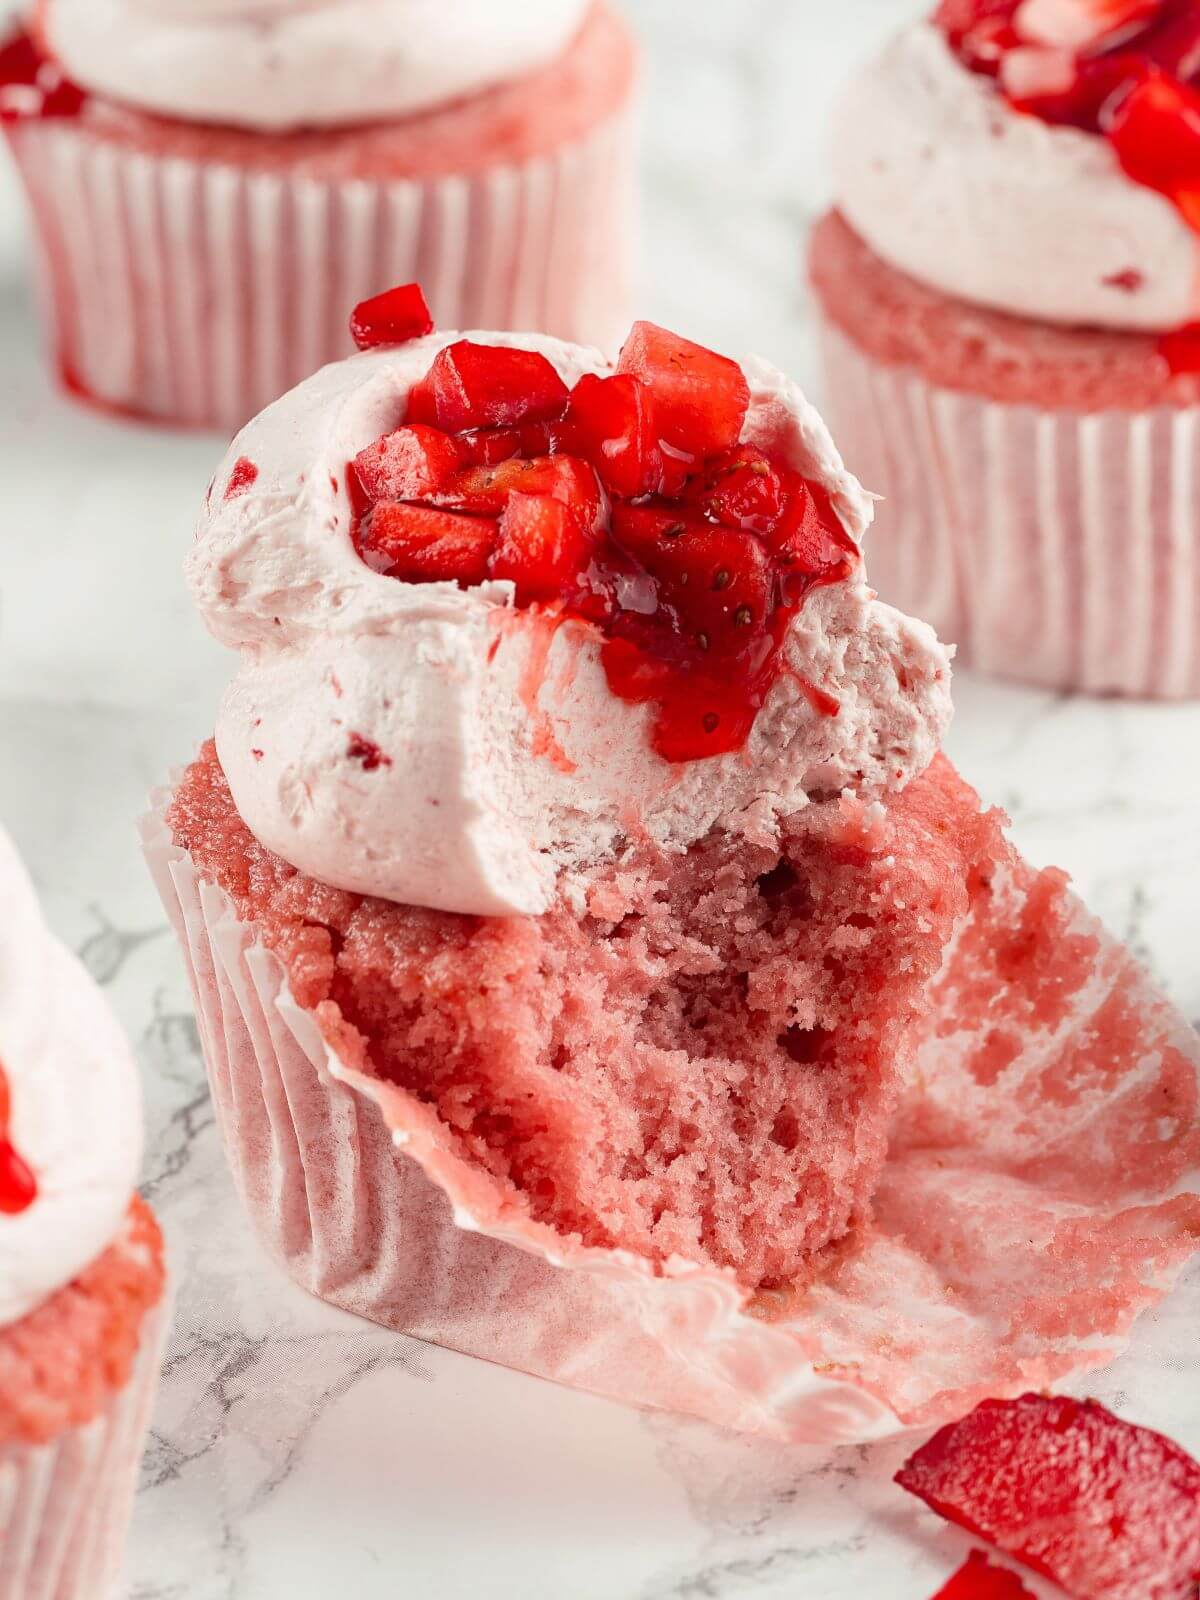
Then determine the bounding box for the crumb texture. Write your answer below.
[170,744,999,1288]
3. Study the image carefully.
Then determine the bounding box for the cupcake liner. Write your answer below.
[3,102,634,432]
[0,1295,168,1600]
[817,320,1200,698]
[141,793,1200,1446]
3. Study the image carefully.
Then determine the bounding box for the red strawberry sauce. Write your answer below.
[937,0,1200,363]
[347,312,857,764]
[0,1064,37,1216]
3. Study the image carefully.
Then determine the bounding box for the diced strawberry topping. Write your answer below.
[929,1552,1036,1599]
[359,502,497,586]
[407,341,571,432]
[896,1393,1200,1600]
[347,308,859,763]
[349,283,434,351]
[352,425,462,503]
[616,321,751,462]
[0,1064,36,1215]
[1107,67,1200,227]
[0,29,86,122]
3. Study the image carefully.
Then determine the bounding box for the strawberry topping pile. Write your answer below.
[898,1393,1200,1600]
[347,294,857,764]
[0,1064,37,1216]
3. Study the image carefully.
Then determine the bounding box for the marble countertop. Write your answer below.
[1,1,1198,1595]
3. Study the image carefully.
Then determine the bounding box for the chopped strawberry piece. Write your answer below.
[349,283,434,351]
[896,1393,1200,1600]
[455,421,557,468]
[611,505,773,657]
[435,454,603,528]
[929,1552,1036,1600]
[490,493,597,604]
[1160,320,1200,373]
[769,477,857,602]
[359,502,497,586]
[352,425,462,504]
[563,372,663,498]
[686,445,786,535]
[407,341,570,433]
[0,1067,36,1216]
[1107,69,1200,228]
[616,321,750,462]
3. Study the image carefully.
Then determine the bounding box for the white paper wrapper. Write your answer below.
[818,320,1200,699]
[0,1296,168,1600]
[3,100,634,432]
[141,788,1200,1447]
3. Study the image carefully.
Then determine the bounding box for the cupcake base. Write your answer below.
[810,211,1200,698]
[0,1293,168,1600]
[2,4,636,431]
[142,759,1200,1446]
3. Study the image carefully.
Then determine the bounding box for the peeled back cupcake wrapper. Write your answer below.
[4,108,633,431]
[818,321,1200,699]
[142,793,1200,1447]
[0,1296,168,1600]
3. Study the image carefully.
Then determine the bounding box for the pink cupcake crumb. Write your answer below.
[0,1197,166,1449]
[169,742,1004,1290]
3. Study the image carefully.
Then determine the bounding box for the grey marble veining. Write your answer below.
[0,2,1197,1595]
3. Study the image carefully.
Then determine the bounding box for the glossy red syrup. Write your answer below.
[0,1064,37,1216]
[937,0,1200,368]
[0,29,85,123]
[345,305,858,764]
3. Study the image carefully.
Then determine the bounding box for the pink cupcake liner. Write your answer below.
[818,321,1200,699]
[4,104,634,432]
[141,793,1200,1446]
[0,1296,168,1600]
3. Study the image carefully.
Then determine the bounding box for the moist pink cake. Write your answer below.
[810,0,1200,698]
[0,2,637,428]
[145,291,1200,1442]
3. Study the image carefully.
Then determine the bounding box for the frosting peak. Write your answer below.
[190,330,953,917]
[0,826,143,1330]
[39,0,592,132]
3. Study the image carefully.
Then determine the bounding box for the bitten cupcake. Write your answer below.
[144,288,1200,1445]
[0,1,636,430]
[0,823,167,1600]
[810,0,1200,698]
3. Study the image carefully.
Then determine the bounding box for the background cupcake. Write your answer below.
[809,0,1200,698]
[0,821,166,1600]
[0,0,637,430]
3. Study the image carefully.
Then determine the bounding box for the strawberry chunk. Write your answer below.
[616,322,750,462]
[1108,69,1200,228]
[611,505,773,658]
[563,372,662,498]
[359,502,497,586]
[929,1552,1035,1600]
[352,425,462,504]
[435,454,603,528]
[407,341,570,433]
[896,1394,1200,1600]
[686,445,786,535]
[349,283,434,351]
[769,476,857,602]
[490,493,597,604]
[455,421,557,468]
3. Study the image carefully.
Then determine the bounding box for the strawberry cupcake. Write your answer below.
[810,0,1200,697]
[0,1,636,430]
[144,287,1200,1444]
[0,823,167,1600]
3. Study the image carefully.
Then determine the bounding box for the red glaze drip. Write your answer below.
[0,1064,37,1216]
[0,29,85,123]
[936,0,1200,366]
[347,319,859,764]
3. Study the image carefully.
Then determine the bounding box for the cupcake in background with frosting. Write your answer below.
[0,0,637,430]
[809,0,1200,698]
[0,822,166,1600]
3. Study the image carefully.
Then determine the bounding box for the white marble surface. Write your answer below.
[0,2,1198,1596]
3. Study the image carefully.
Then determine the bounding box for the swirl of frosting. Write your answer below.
[38,0,592,132]
[0,826,143,1329]
[188,329,953,918]
[830,23,1200,333]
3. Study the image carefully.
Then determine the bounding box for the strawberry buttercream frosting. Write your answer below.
[189,330,953,917]
[831,20,1200,332]
[0,825,143,1330]
[35,0,593,132]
